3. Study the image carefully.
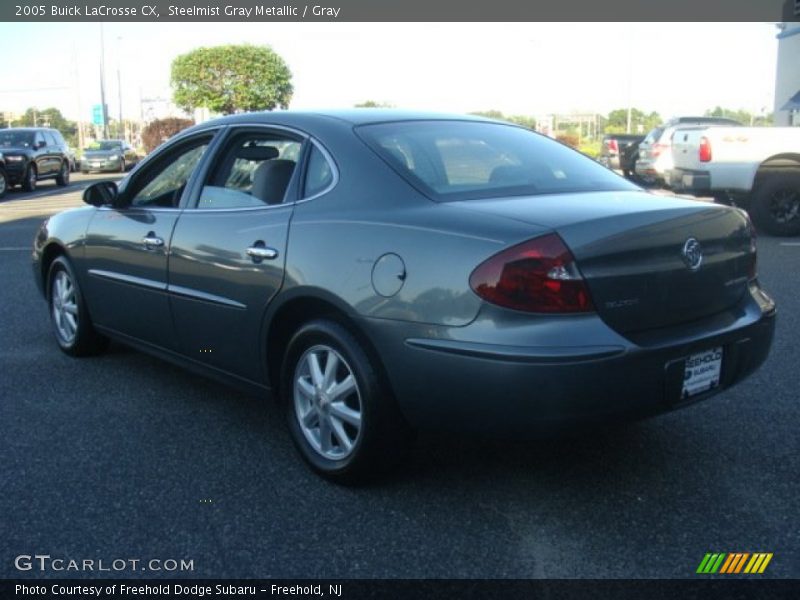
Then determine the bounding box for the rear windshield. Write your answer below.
[357,120,637,201]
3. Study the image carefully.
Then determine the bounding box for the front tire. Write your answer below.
[48,256,108,356]
[0,168,7,199]
[750,173,800,236]
[22,164,37,192]
[55,161,70,186]
[281,319,412,483]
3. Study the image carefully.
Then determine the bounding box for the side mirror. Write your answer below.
[83,180,120,207]
[36,140,47,149]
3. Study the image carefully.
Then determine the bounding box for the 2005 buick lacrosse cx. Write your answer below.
[32,110,776,482]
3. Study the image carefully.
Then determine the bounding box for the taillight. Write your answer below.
[699,136,712,162]
[469,233,594,313]
[607,139,619,153]
[651,142,670,158]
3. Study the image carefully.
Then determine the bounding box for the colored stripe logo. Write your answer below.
[696,552,773,574]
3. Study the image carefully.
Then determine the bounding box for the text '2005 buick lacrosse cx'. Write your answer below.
[32,110,776,482]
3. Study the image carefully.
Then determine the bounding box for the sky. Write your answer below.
[0,22,781,124]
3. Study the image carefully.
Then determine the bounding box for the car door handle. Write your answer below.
[142,233,164,248]
[246,244,279,262]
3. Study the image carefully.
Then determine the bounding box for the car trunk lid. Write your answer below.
[456,191,754,334]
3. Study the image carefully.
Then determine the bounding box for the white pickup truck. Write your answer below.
[669,127,800,235]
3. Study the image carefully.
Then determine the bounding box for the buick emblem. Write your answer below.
[682,238,703,271]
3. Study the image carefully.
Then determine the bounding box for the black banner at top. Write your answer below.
[1,0,798,22]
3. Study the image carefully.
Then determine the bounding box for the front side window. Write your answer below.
[358,120,637,201]
[129,140,210,208]
[197,132,301,209]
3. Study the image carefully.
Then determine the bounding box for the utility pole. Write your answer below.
[117,36,123,141]
[99,23,109,139]
[72,42,84,151]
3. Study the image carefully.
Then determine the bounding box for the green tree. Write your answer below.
[470,110,536,129]
[605,108,661,134]
[705,106,772,126]
[171,44,293,115]
[354,100,394,108]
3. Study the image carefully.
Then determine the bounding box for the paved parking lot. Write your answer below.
[1,180,798,578]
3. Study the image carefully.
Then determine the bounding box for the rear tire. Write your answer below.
[47,256,109,357]
[55,161,70,186]
[281,319,413,483]
[22,164,37,192]
[750,173,800,236]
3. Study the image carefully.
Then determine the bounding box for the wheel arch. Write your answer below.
[40,242,68,297]
[754,154,800,187]
[263,288,392,399]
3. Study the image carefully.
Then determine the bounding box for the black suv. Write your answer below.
[0,128,71,192]
[0,152,7,199]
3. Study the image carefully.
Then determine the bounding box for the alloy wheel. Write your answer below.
[769,188,800,224]
[293,344,363,461]
[51,270,78,345]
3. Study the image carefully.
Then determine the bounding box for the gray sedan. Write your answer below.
[32,110,776,482]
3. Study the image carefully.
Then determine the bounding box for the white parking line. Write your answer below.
[0,247,30,251]
[779,242,800,246]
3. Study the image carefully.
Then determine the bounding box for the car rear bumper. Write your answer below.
[670,168,711,194]
[599,156,620,170]
[634,159,662,181]
[366,285,776,436]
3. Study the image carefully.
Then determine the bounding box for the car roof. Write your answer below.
[193,109,496,131]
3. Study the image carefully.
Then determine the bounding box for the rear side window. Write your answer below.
[357,120,636,201]
[303,144,334,198]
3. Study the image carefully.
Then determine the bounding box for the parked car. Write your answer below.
[65,145,78,172]
[0,127,71,191]
[32,110,776,482]
[80,139,139,173]
[670,125,800,236]
[599,133,645,178]
[635,117,742,186]
[0,152,8,199]
[0,154,8,198]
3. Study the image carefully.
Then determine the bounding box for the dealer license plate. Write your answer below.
[682,347,722,398]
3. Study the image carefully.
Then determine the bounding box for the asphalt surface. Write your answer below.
[0,177,798,579]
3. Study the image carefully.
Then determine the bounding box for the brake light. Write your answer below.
[699,136,712,162]
[469,234,594,313]
[651,142,670,158]
[606,139,619,153]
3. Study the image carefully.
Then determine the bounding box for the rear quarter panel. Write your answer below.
[284,130,548,327]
